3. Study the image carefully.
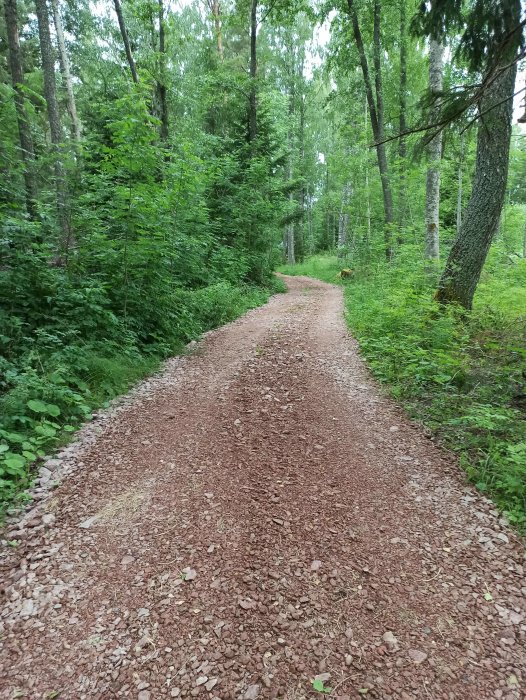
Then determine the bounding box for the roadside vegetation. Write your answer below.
[280,250,526,529]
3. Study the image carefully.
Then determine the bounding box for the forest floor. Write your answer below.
[1,276,525,700]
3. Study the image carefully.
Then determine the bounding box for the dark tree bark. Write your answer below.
[157,0,169,141]
[35,0,71,254]
[347,0,394,259]
[398,0,408,235]
[51,0,81,143]
[436,60,517,308]
[4,0,38,217]
[248,0,257,143]
[113,0,139,83]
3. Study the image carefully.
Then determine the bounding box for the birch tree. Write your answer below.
[424,35,443,261]
[51,0,81,144]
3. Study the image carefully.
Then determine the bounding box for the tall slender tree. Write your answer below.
[4,0,38,217]
[157,0,169,141]
[113,0,139,83]
[424,34,443,261]
[398,0,408,235]
[35,0,71,253]
[248,0,258,143]
[346,0,394,259]
[207,0,224,61]
[51,0,81,144]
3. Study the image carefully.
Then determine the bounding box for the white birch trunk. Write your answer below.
[51,0,81,143]
[424,36,443,260]
[338,182,351,249]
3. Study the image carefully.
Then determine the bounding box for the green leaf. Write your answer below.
[27,399,49,413]
[0,444,8,454]
[46,404,61,417]
[4,454,26,474]
[311,679,332,694]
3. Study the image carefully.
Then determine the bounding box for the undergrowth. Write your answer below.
[280,250,526,529]
[0,275,283,514]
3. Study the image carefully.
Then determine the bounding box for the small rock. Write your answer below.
[314,673,331,682]
[345,654,353,667]
[382,631,399,651]
[20,599,34,617]
[170,689,181,697]
[79,515,99,529]
[196,676,208,686]
[408,649,427,664]
[121,555,135,566]
[509,611,523,625]
[244,685,261,700]
[182,567,197,581]
[138,692,151,700]
[205,679,218,691]
[311,560,322,571]
[42,513,55,526]
[239,599,254,610]
[137,608,150,618]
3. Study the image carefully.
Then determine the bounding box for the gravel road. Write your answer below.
[1,275,525,700]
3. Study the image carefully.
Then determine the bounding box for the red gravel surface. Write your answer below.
[1,276,525,700]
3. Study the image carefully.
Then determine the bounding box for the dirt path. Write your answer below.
[1,276,525,700]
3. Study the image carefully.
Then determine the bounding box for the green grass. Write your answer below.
[279,251,526,529]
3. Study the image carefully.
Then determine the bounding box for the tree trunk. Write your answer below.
[51,0,81,143]
[398,0,407,237]
[347,0,394,259]
[424,36,443,260]
[157,0,169,141]
[338,182,351,249]
[208,0,224,61]
[248,0,257,143]
[456,135,464,235]
[286,52,295,265]
[286,223,295,264]
[113,0,139,83]
[436,60,517,308]
[35,0,71,254]
[4,0,38,218]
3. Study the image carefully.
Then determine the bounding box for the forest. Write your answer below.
[0,0,525,526]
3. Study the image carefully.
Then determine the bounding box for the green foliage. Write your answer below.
[281,251,526,529]
[312,679,332,694]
